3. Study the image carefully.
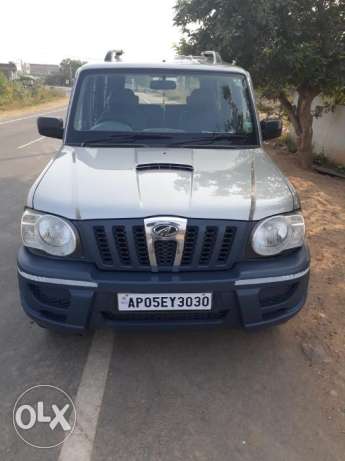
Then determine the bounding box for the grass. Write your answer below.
[0,72,65,112]
[314,153,345,175]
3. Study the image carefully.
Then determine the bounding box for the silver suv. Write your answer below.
[17,51,310,332]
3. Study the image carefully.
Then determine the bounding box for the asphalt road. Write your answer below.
[0,105,344,461]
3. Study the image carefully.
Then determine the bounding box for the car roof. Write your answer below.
[79,61,249,76]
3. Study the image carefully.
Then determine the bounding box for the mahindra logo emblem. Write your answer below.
[152,223,179,239]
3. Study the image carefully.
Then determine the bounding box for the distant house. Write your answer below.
[0,62,17,80]
[15,61,31,75]
[28,63,60,78]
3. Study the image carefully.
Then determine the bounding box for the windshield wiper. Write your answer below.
[81,133,173,147]
[170,133,251,147]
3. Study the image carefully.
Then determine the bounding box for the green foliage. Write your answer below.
[59,58,84,84]
[0,72,8,93]
[0,72,63,110]
[314,152,345,174]
[286,134,298,153]
[275,131,298,153]
[174,0,345,97]
[175,0,345,167]
[313,152,328,166]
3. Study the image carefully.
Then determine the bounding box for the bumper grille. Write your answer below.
[30,284,70,309]
[102,310,227,323]
[78,218,245,272]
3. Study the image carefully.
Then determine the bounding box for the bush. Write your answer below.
[277,132,298,153]
[0,72,64,110]
[286,135,298,154]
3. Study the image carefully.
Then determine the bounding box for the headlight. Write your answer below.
[21,210,77,256]
[251,213,305,256]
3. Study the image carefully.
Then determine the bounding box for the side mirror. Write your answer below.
[260,119,282,140]
[37,117,64,139]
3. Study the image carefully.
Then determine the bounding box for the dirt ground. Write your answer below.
[266,142,345,392]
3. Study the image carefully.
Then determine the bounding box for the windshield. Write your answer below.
[66,69,259,147]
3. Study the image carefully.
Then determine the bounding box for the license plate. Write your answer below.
[117,293,212,311]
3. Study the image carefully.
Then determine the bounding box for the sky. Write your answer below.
[0,0,182,65]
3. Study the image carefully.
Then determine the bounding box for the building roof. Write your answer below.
[29,63,60,76]
[0,62,17,70]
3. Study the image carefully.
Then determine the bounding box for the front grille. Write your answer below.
[79,219,244,272]
[181,226,198,265]
[113,226,131,266]
[218,227,237,263]
[133,226,150,265]
[154,240,177,266]
[94,226,113,266]
[199,227,218,265]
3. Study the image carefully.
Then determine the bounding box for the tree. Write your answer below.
[0,72,8,93]
[174,0,345,168]
[59,59,84,85]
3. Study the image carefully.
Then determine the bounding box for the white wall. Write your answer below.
[312,97,345,164]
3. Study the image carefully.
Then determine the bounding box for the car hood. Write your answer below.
[30,146,294,221]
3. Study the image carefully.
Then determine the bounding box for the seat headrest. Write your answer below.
[109,89,138,107]
[187,89,216,108]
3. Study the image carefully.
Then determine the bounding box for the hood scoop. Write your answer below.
[136,163,193,172]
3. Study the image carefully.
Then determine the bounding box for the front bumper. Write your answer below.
[17,245,310,332]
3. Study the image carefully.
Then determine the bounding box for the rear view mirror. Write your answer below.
[37,117,64,139]
[150,79,176,91]
[261,119,283,140]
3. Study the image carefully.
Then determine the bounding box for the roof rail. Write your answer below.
[174,50,223,65]
[201,51,223,64]
[104,50,124,62]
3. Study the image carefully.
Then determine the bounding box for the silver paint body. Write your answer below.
[29,146,294,221]
[28,62,295,222]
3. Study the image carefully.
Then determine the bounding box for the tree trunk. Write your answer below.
[279,92,301,138]
[279,89,319,169]
[297,89,318,169]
